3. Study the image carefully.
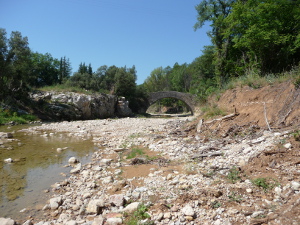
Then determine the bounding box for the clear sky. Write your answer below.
[0,0,211,84]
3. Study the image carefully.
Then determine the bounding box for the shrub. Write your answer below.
[124,204,153,225]
[211,201,221,208]
[39,84,94,94]
[292,130,300,141]
[0,108,37,125]
[201,104,226,119]
[227,167,241,183]
[251,178,279,192]
[228,192,243,203]
[126,147,145,159]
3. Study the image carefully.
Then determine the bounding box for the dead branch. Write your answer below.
[279,108,292,125]
[205,112,239,125]
[264,151,286,155]
[263,102,272,131]
[196,119,204,133]
[191,151,223,159]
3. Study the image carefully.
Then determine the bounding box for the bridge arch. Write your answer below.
[147,91,197,115]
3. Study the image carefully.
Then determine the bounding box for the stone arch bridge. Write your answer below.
[146,91,198,115]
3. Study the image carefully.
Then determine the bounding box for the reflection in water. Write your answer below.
[0,125,96,220]
[1,163,27,202]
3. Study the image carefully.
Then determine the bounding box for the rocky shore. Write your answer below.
[1,116,300,225]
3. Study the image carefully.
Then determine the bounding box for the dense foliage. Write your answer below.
[224,0,300,75]
[0,29,31,101]
[66,63,138,98]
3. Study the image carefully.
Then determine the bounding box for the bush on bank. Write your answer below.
[0,108,37,125]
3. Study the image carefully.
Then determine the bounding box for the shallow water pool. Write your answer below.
[0,124,96,220]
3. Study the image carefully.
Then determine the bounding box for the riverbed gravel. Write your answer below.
[1,117,300,225]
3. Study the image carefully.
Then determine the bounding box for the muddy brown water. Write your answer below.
[0,124,96,220]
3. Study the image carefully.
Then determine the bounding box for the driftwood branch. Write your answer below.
[205,112,239,124]
[191,151,223,159]
[263,102,272,131]
[279,108,292,125]
[264,151,286,155]
[196,119,204,133]
[196,108,239,133]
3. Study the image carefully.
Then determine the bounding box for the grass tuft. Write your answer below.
[227,167,241,184]
[251,177,279,192]
[201,104,226,119]
[224,66,300,90]
[124,204,153,225]
[228,191,243,203]
[292,130,300,141]
[38,84,95,94]
[126,147,145,159]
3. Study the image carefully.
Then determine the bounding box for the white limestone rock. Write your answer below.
[0,218,15,225]
[86,199,105,214]
[4,158,13,163]
[109,194,125,207]
[68,157,78,164]
[181,205,195,217]
[70,163,81,173]
[106,218,123,225]
[49,196,63,210]
[291,181,300,191]
[122,202,140,213]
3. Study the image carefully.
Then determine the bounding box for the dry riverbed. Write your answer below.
[1,117,300,225]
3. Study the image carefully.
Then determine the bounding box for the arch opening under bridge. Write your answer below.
[145,91,197,116]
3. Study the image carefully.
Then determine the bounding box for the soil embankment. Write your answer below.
[217,81,300,129]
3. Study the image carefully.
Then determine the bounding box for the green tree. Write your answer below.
[78,62,88,74]
[30,52,60,87]
[100,65,118,93]
[189,45,217,99]
[59,56,71,84]
[88,63,93,75]
[170,63,192,92]
[0,28,9,98]
[194,0,236,86]
[224,0,300,74]
[93,65,108,92]
[0,29,31,100]
[143,67,171,92]
[66,62,94,90]
[114,66,137,99]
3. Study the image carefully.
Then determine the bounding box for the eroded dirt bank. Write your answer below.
[216,81,300,130]
[1,81,300,225]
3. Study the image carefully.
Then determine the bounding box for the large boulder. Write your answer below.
[0,218,15,225]
[116,97,133,117]
[49,196,63,210]
[30,91,131,120]
[122,202,141,213]
[50,92,117,119]
[86,199,105,214]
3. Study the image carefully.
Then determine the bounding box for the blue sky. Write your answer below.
[1,0,211,84]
